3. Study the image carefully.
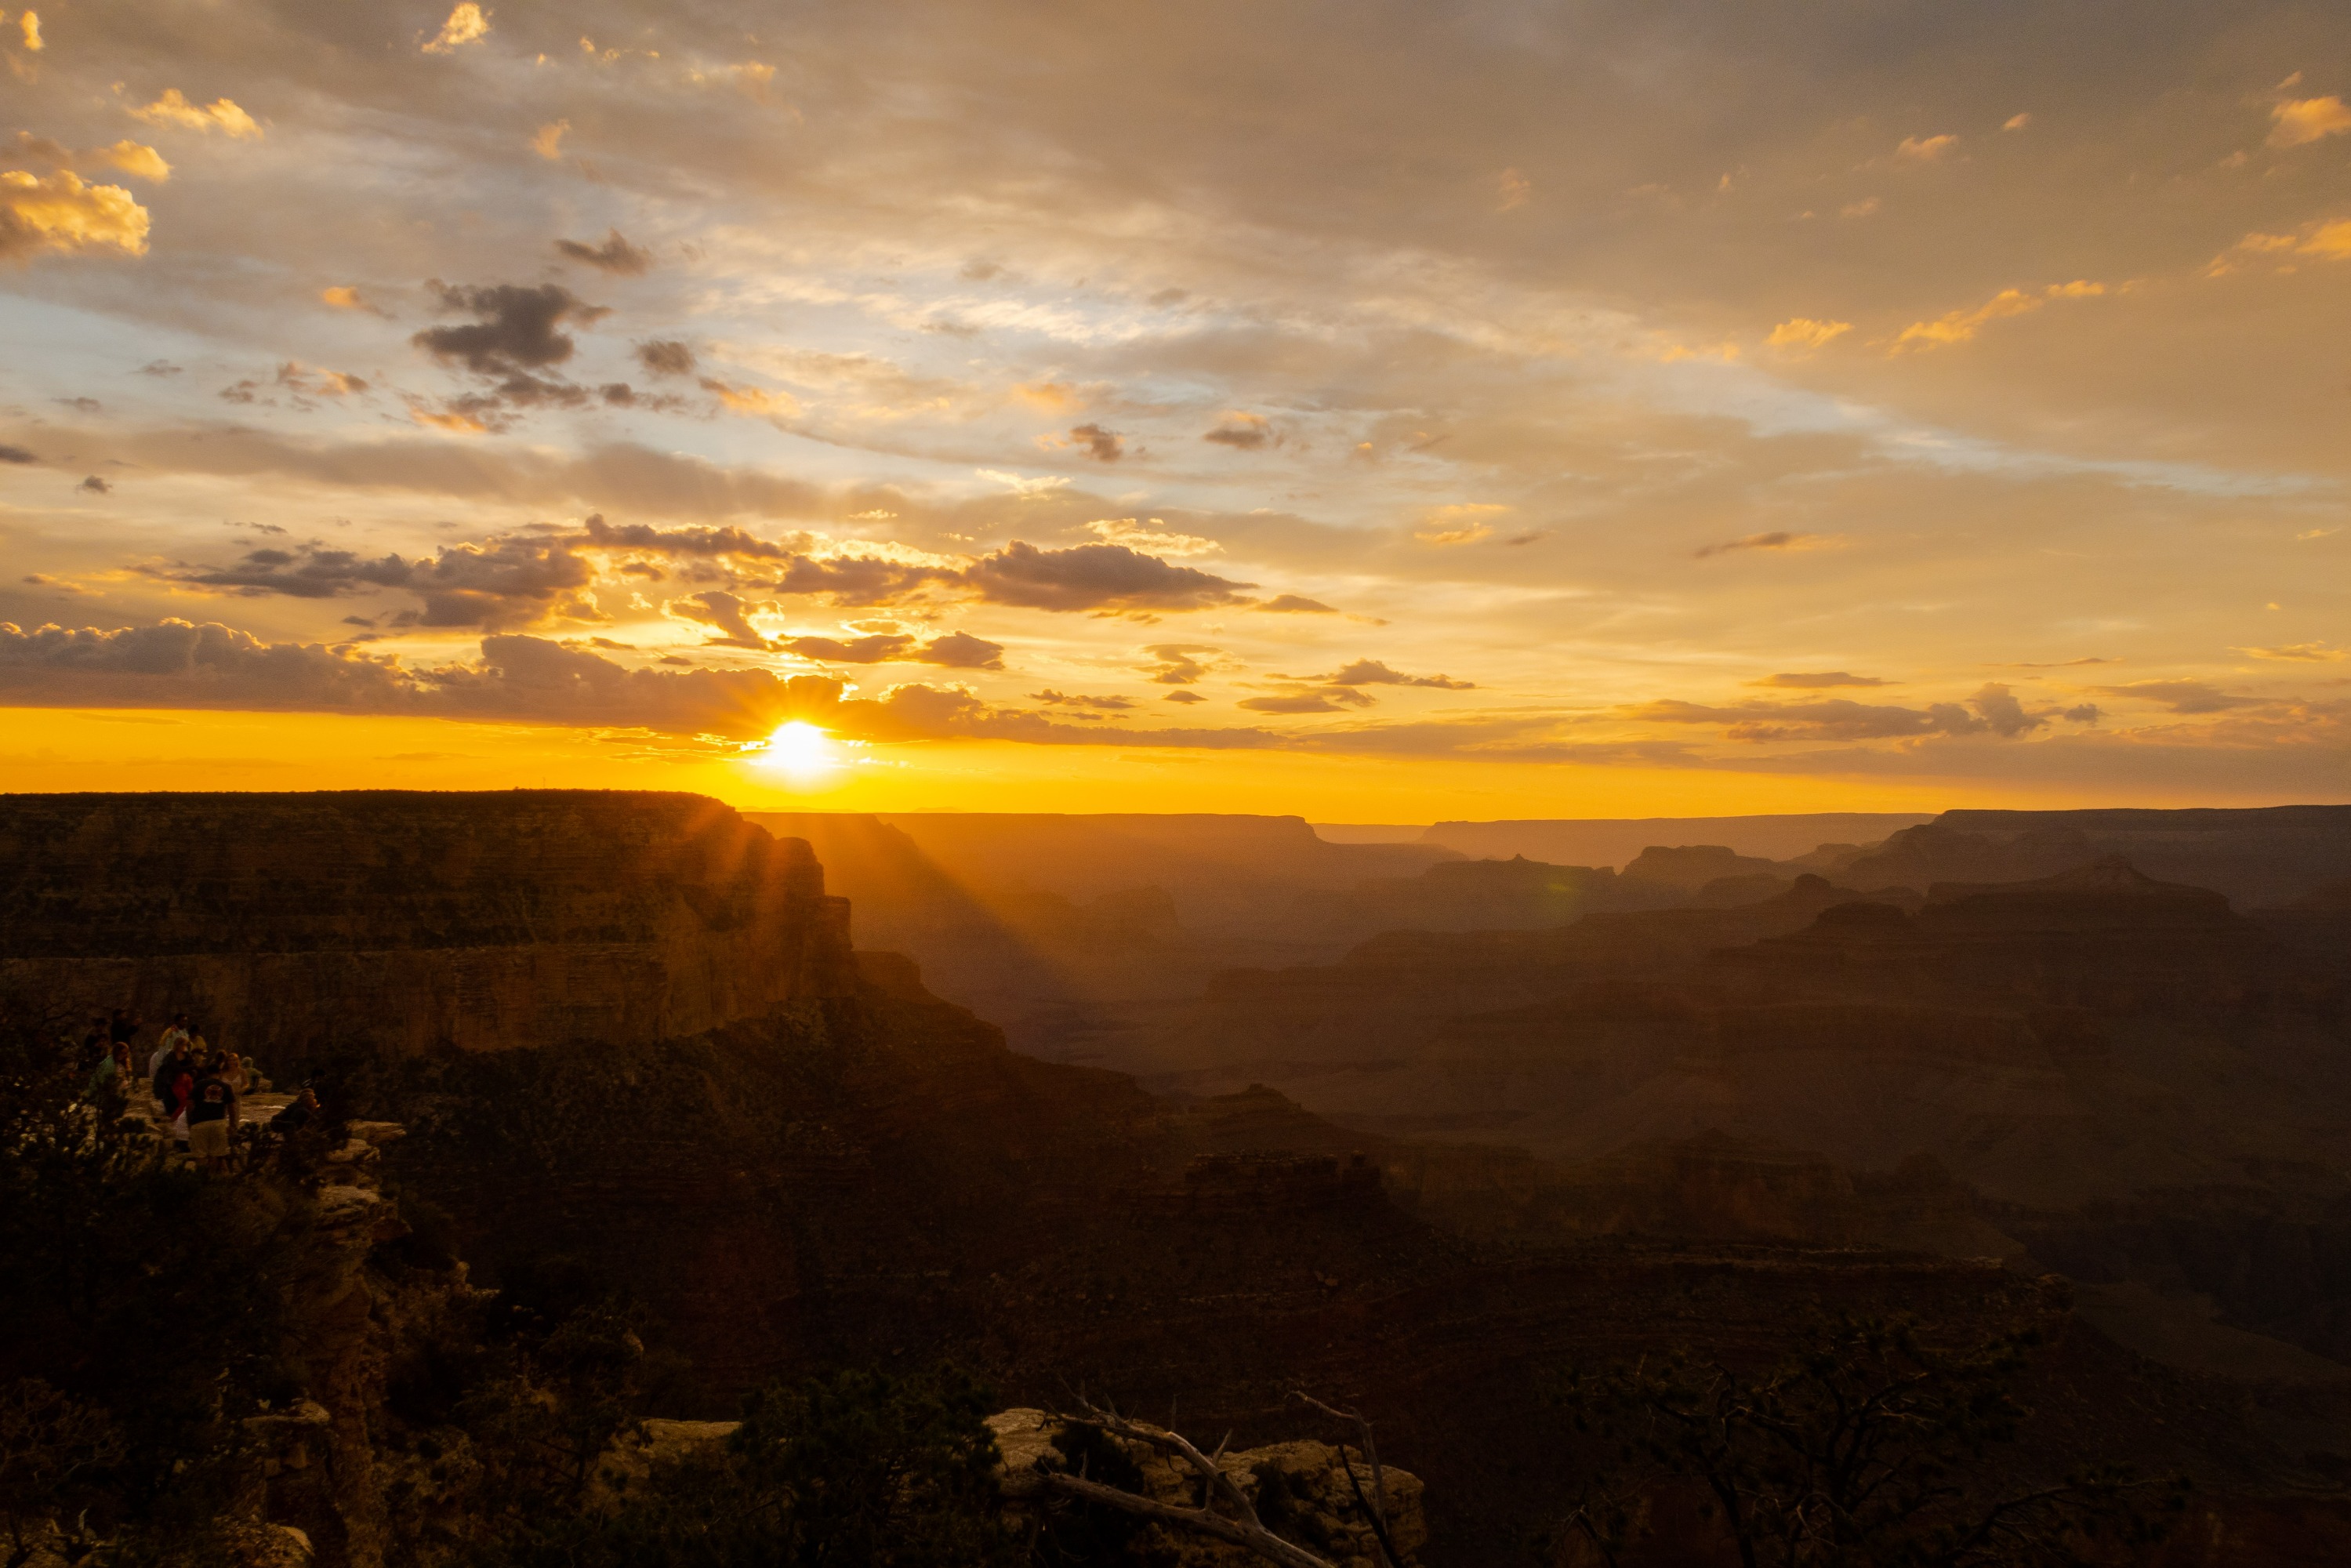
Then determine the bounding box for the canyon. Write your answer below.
[9,792,2351,1563]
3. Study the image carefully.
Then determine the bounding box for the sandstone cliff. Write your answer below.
[0,791,854,1059]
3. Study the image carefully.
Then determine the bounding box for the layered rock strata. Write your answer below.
[0,791,854,1058]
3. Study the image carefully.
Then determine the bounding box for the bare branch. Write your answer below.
[1054,1398,1337,1568]
[1040,1471,1335,1568]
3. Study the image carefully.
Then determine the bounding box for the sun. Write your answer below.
[756,720,838,777]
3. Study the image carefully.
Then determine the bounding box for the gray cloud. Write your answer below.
[1749,671,1886,688]
[1694,531,1832,559]
[914,630,1007,669]
[1032,689,1134,710]
[154,534,601,630]
[1257,594,1337,614]
[1322,658,1473,689]
[963,541,1254,612]
[672,589,765,646]
[1141,644,1220,684]
[555,230,654,275]
[778,631,912,662]
[635,339,696,377]
[412,283,609,376]
[0,445,36,464]
[2094,680,2255,714]
[1627,682,2048,742]
[1203,414,1272,449]
[1065,423,1123,461]
[1239,689,1375,714]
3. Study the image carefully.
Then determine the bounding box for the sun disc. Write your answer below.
[760,720,837,774]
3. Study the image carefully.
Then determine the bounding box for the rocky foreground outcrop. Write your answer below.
[0,791,854,1058]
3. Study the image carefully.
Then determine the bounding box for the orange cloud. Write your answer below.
[20,10,42,51]
[1893,280,2102,351]
[2269,95,2351,149]
[412,409,489,435]
[1416,503,1508,546]
[1013,379,1080,411]
[1497,167,1531,212]
[92,140,169,181]
[1766,317,1851,350]
[320,285,366,309]
[0,169,150,260]
[423,2,491,54]
[2207,219,2351,274]
[530,120,568,160]
[131,89,262,140]
[700,378,800,418]
[2237,642,2346,662]
[1895,133,1959,161]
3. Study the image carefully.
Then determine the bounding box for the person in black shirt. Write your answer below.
[270,1087,320,1137]
[187,1060,239,1170]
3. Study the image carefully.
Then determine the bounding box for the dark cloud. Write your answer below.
[1258,593,1337,614]
[600,383,635,405]
[1626,682,2047,742]
[2063,703,2102,723]
[672,590,767,646]
[412,283,609,376]
[580,514,807,560]
[964,541,1254,612]
[136,361,181,377]
[56,397,101,414]
[2093,680,2255,714]
[555,230,653,275]
[1322,659,1473,689]
[1693,531,1831,559]
[160,543,415,600]
[914,630,1006,669]
[1066,423,1123,461]
[1163,689,1206,704]
[1141,644,1220,684]
[1749,671,1886,688]
[635,339,696,377]
[1032,689,1134,710]
[1239,690,1373,713]
[155,534,598,630]
[0,445,39,464]
[777,631,912,662]
[77,475,111,494]
[1203,413,1272,449]
[767,555,960,605]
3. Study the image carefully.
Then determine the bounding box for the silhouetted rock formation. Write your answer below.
[0,792,853,1058]
[1420,812,1937,866]
[1713,858,2302,1014]
[1841,805,2351,907]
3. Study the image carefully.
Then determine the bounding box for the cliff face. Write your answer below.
[0,792,854,1058]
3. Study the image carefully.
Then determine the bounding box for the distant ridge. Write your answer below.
[1420,813,1937,868]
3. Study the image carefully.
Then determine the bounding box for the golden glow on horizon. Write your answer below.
[2,707,2327,820]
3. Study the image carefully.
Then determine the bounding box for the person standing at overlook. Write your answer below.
[150,1014,190,1081]
[185,1056,239,1171]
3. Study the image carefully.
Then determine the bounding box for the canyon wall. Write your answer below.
[0,791,854,1058]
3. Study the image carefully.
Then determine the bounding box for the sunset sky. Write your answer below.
[3,1,2347,818]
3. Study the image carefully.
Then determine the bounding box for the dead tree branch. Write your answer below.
[1290,1391,1399,1567]
[1043,1397,1336,1568]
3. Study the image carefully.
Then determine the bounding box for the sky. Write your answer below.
[2,0,2348,819]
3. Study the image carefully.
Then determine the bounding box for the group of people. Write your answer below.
[79,1007,321,1171]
